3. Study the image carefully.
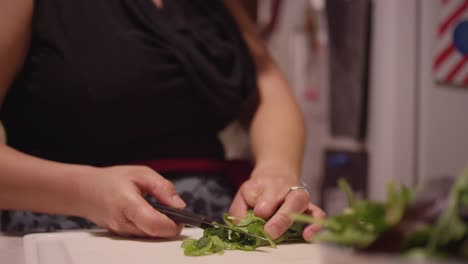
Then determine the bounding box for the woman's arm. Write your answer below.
[223,0,305,179]
[0,0,85,218]
[0,1,184,237]
[224,0,325,241]
[0,0,32,106]
[0,0,82,217]
[0,145,185,237]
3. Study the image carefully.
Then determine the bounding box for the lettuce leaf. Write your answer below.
[181,211,304,256]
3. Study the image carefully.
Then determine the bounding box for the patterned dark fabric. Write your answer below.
[1,172,235,234]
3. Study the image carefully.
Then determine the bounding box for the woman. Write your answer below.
[0,0,325,240]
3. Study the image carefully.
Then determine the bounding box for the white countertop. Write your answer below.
[0,229,464,264]
[0,233,24,264]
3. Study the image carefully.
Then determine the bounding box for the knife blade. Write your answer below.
[151,203,269,241]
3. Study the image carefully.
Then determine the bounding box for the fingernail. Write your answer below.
[266,223,281,240]
[171,195,186,208]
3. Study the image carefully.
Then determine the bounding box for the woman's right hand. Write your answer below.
[77,165,186,238]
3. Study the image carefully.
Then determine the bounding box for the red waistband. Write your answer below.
[131,158,227,173]
[130,158,253,188]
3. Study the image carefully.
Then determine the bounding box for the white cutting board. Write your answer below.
[23,228,325,264]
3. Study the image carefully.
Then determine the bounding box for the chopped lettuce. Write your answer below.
[181,211,304,256]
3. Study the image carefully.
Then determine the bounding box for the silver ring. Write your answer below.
[286,185,310,197]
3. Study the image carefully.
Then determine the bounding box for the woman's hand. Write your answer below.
[78,165,185,238]
[229,166,326,241]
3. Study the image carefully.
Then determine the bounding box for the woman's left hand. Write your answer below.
[229,166,326,241]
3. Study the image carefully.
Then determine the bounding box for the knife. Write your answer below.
[151,203,269,241]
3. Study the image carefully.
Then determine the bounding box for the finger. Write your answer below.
[125,195,182,238]
[132,169,186,208]
[310,203,326,219]
[109,220,148,237]
[302,203,326,241]
[240,179,264,208]
[228,191,249,218]
[264,189,310,240]
[252,188,283,220]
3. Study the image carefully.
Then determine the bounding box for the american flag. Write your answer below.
[434,0,468,87]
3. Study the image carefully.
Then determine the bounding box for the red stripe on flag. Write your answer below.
[438,0,468,37]
[434,43,456,70]
[464,74,468,86]
[447,56,468,81]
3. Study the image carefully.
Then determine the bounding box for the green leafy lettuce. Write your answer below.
[293,179,412,248]
[181,211,304,256]
[291,167,468,260]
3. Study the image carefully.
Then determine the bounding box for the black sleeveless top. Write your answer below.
[0,0,256,166]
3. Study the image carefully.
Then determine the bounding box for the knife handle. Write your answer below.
[151,203,214,229]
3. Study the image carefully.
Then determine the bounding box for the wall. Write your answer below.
[368,0,419,199]
[417,0,468,182]
[368,0,468,200]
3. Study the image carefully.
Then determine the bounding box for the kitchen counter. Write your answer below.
[0,229,464,264]
[0,233,24,264]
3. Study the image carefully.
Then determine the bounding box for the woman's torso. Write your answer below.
[0,0,256,166]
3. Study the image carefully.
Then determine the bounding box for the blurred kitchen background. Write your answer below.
[227,0,468,215]
[0,0,467,216]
